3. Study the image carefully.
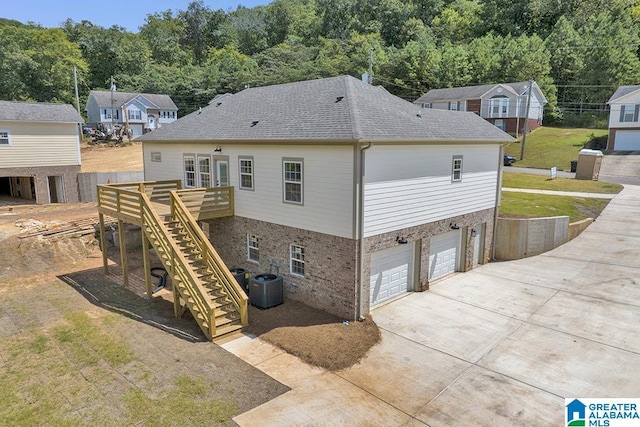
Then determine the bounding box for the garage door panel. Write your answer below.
[615,130,640,151]
[370,243,414,306]
[429,230,460,281]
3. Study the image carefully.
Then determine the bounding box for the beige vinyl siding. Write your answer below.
[143,142,355,238]
[364,172,497,236]
[0,121,80,168]
[363,144,499,237]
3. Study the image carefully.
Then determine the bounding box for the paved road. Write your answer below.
[226,184,640,425]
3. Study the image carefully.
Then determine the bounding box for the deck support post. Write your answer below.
[99,213,108,274]
[117,219,129,287]
[142,229,152,301]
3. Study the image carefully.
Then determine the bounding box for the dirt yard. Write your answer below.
[80,141,143,172]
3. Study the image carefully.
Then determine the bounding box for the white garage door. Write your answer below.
[131,124,144,136]
[429,230,460,281]
[615,130,640,151]
[370,243,414,306]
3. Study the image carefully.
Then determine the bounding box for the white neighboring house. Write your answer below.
[414,81,547,135]
[0,101,83,203]
[85,90,178,136]
[607,85,640,150]
[137,75,513,320]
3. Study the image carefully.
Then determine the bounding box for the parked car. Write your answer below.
[504,154,517,166]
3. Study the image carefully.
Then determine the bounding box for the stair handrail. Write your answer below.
[138,192,217,338]
[170,190,248,325]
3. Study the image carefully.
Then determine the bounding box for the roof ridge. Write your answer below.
[344,76,362,140]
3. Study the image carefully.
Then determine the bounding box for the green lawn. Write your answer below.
[503,171,622,194]
[504,126,608,170]
[499,192,610,222]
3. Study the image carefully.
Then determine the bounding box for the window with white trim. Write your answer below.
[452,155,463,182]
[198,156,211,188]
[239,157,254,190]
[128,108,141,121]
[620,104,639,123]
[448,101,461,111]
[283,159,303,204]
[290,244,305,276]
[184,155,196,188]
[247,234,259,262]
[0,130,10,145]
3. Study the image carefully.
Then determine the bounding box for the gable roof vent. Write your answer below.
[335,96,344,103]
[251,120,259,127]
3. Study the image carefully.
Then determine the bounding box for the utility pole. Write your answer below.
[110,76,116,129]
[368,48,374,85]
[520,79,534,161]
[73,66,81,114]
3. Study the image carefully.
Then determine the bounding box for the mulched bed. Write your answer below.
[244,300,381,371]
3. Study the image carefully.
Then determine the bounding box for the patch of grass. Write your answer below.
[53,311,135,367]
[503,172,623,194]
[125,376,236,425]
[505,127,608,170]
[500,192,610,222]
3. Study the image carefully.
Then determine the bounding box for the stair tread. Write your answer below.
[213,322,244,338]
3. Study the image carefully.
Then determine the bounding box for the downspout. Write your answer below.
[491,144,505,260]
[356,141,372,321]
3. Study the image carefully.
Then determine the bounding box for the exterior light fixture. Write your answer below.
[396,236,408,244]
[214,146,222,152]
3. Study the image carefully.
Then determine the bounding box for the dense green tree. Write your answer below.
[431,0,481,44]
[437,42,471,87]
[545,16,584,111]
[140,11,188,67]
[203,46,258,93]
[230,6,269,55]
[0,25,87,104]
[580,10,640,107]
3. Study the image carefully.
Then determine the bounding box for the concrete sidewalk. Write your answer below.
[224,185,640,426]
[502,187,617,199]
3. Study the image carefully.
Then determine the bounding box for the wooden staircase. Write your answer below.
[97,181,248,340]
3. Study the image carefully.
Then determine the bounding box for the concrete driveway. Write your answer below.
[228,185,640,426]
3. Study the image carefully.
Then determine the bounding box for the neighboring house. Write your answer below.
[414,82,547,135]
[607,85,640,150]
[0,101,83,203]
[137,75,513,320]
[85,90,178,136]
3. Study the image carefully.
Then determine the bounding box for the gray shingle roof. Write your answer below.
[137,76,513,144]
[415,82,533,104]
[608,85,640,103]
[0,101,83,123]
[88,91,178,110]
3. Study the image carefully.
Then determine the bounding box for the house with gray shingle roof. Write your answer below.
[414,82,547,135]
[606,85,640,150]
[85,90,178,137]
[137,75,513,319]
[0,100,83,204]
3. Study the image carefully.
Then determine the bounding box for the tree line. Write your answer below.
[1,0,639,125]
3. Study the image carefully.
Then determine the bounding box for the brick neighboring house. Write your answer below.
[85,90,178,137]
[606,85,640,150]
[0,101,83,204]
[415,82,547,135]
[137,75,513,320]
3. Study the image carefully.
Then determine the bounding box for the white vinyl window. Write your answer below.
[452,155,463,182]
[448,101,461,111]
[0,130,10,145]
[283,159,303,204]
[247,234,259,262]
[620,104,639,123]
[490,97,508,117]
[198,156,211,188]
[128,108,142,120]
[290,244,305,276]
[239,157,254,190]
[184,155,196,188]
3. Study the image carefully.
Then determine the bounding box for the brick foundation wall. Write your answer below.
[205,216,358,320]
[206,208,495,319]
[0,165,81,203]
